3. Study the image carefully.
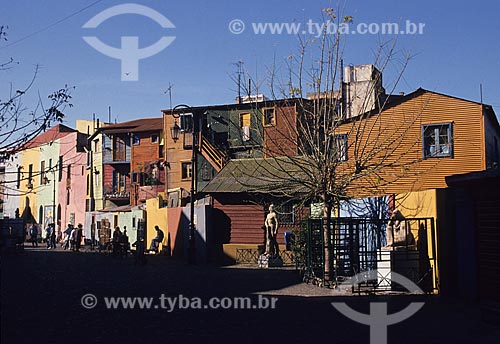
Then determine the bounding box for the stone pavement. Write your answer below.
[1,246,499,344]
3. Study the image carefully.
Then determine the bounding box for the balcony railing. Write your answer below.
[104,191,130,200]
[103,185,130,200]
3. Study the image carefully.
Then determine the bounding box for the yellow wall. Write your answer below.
[396,189,437,219]
[21,147,40,223]
[145,195,168,250]
[223,244,286,262]
[395,189,439,291]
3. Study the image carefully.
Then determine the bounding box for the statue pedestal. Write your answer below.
[258,254,283,268]
[377,247,419,290]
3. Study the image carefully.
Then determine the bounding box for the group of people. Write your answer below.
[111,226,130,257]
[27,222,165,256]
[62,223,83,251]
[27,222,83,251]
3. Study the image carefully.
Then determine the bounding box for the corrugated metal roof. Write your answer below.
[201,156,313,195]
[100,117,163,133]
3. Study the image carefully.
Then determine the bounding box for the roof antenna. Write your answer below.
[164,83,174,109]
[233,60,244,103]
[480,83,483,104]
[108,106,111,124]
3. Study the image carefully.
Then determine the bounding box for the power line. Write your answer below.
[0,0,106,50]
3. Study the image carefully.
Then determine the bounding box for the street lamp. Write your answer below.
[170,104,198,264]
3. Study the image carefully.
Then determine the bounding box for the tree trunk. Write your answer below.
[323,197,333,281]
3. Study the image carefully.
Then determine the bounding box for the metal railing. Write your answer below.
[301,217,438,293]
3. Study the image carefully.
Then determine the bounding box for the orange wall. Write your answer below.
[336,91,486,197]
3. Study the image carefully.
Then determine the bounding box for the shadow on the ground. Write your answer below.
[1,248,499,344]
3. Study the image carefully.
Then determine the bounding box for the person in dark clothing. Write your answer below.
[74,224,83,252]
[45,224,52,249]
[29,224,39,247]
[149,225,164,253]
[62,224,73,250]
[119,229,130,258]
[49,224,57,249]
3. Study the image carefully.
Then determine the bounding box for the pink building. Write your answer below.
[57,130,88,233]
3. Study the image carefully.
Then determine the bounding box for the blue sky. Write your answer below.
[1,0,500,127]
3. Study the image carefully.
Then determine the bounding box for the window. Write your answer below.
[181,162,192,180]
[331,134,348,162]
[159,144,164,158]
[67,164,71,179]
[58,156,63,181]
[201,162,211,181]
[17,166,21,189]
[240,113,251,141]
[151,134,158,143]
[112,170,127,193]
[132,134,140,145]
[180,113,193,133]
[276,203,295,224]
[422,123,453,158]
[28,164,33,186]
[40,161,46,184]
[94,139,100,152]
[132,172,139,184]
[113,136,126,161]
[263,107,276,126]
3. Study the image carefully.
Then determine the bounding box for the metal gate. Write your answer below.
[301,217,438,293]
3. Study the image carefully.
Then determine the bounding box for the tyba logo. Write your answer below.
[82,3,175,81]
[331,270,425,344]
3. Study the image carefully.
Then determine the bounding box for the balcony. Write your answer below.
[103,185,130,201]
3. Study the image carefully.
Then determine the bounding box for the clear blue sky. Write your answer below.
[1,0,500,127]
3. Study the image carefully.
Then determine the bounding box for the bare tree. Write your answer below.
[0,26,74,185]
[221,8,429,282]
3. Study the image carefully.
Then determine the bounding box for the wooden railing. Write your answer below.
[200,136,228,171]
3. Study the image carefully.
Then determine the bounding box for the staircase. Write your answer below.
[199,135,228,171]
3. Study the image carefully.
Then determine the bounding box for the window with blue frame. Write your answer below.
[422,123,453,158]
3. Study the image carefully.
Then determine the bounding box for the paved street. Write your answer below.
[1,246,499,344]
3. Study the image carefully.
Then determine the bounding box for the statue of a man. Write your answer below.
[264,204,280,257]
[385,209,415,248]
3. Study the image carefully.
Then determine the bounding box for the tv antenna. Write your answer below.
[164,83,174,109]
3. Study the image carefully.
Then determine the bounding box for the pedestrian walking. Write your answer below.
[50,224,57,249]
[29,224,39,247]
[69,226,76,251]
[45,224,52,248]
[62,224,73,250]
